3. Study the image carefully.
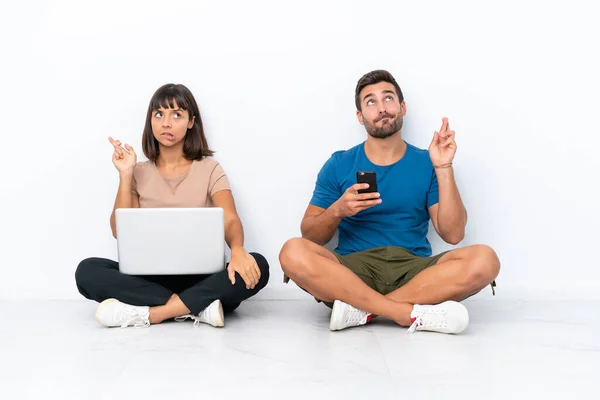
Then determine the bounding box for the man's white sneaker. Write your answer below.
[407,301,469,334]
[95,298,150,328]
[175,299,224,328]
[329,300,373,331]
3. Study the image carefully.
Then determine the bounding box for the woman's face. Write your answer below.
[151,99,195,148]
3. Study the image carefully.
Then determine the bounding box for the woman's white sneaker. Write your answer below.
[175,299,224,328]
[95,298,150,328]
[407,301,469,334]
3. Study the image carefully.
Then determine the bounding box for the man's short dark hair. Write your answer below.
[355,70,404,111]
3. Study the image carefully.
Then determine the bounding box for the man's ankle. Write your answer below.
[391,302,415,327]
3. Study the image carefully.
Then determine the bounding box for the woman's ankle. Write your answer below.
[148,306,165,324]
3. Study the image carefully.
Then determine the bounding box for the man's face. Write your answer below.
[357,81,406,139]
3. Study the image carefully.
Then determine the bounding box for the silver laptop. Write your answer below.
[115,208,225,275]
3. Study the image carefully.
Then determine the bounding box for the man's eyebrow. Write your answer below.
[362,93,375,101]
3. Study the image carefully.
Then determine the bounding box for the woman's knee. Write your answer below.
[249,252,270,287]
[75,257,115,290]
[75,257,107,298]
[75,258,98,286]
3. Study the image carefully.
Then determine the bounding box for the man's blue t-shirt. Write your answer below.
[310,141,439,257]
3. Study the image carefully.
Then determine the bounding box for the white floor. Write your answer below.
[1,299,598,400]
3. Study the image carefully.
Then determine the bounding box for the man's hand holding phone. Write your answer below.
[332,183,382,218]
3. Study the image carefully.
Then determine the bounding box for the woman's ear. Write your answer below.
[188,116,196,129]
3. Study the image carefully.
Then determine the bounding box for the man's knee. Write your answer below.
[464,245,500,289]
[278,238,314,280]
[279,238,304,268]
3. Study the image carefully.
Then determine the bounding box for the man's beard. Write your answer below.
[364,113,403,139]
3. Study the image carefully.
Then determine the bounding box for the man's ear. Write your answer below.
[356,110,365,126]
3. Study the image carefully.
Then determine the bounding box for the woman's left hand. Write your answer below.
[227,248,261,289]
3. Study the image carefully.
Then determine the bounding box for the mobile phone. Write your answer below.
[356,171,378,194]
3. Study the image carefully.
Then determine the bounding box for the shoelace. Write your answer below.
[406,307,447,334]
[406,316,422,334]
[118,307,150,328]
[174,313,204,327]
[345,306,368,326]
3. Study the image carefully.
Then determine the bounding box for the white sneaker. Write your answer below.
[95,298,150,328]
[407,301,469,334]
[175,300,224,328]
[329,300,373,331]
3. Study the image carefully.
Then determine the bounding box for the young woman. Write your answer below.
[75,83,269,328]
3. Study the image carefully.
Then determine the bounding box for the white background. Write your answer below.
[1,0,598,301]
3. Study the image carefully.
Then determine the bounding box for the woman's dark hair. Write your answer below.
[142,83,214,162]
[355,70,404,111]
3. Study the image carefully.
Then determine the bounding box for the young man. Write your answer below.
[279,70,500,334]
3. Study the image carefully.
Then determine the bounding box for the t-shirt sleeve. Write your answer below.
[209,162,231,196]
[309,155,340,210]
[426,168,439,208]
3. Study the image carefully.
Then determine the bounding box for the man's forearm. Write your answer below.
[301,204,343,245]
[435,167,467,244]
